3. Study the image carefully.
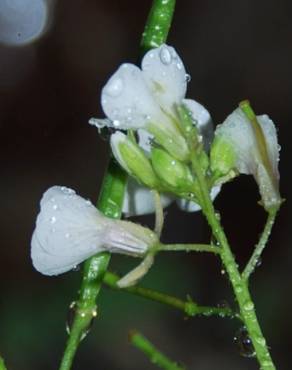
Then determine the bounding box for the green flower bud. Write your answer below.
[151,147,193,191]
[148,122,190,162]
[210,135,237,180]
[111,132,159,189]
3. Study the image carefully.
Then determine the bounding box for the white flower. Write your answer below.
[211,107,281,212]
[31,186,158,276]
[90,44,218,216]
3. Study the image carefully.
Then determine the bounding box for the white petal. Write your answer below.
[216,108,258,175]
[31,186,109,275]
[176,198,201,212]
[101,63,163,129]
[183,98,214,149]
[122,178,173,216]
[142,44,187,112]
[257,114,280,180]
[137,128,153,154]
[110,131,131,173]
[177,185,221,212]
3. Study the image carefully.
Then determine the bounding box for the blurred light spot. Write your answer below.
[0,0,48,46]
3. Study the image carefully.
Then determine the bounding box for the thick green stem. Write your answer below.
[242,210,278,282]
[129,330,185,370]
[140,0,176,54]
[59,161,126,370]
[59,1,176,369]
[103,271,236,319]
[0,357,7,370]
[191,155,276,370]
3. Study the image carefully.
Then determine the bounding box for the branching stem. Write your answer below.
[58,1,176,369]
[103,271,237,319]
[190,152,276,369]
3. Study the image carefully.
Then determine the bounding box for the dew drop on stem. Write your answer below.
[234,327,256,358]
[66,301,96,341]
[216,299,230,310]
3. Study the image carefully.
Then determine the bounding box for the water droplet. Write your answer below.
[256,257,262,267]
[72,264,80,272]
[255,336,266,347]
[217,300,230,309]
[234,327,255,358]
[159,46,172,65]
[243,300,254,312]
[176,62,183,70]
[105,78,123,97]
[234,284,243,294]
[185,73,191,82]
[99,126,116,141]
[66,301,96,340]
[113,120,120,127]
[65,233,71,239]
[50,216,56,224]
[52,204,58,210]
[60,186,75,195]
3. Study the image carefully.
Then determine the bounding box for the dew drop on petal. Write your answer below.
[105,78,123,97]
[185,74,191,83]
[50,216,56,224]
[52,204,58,210]
[176,62,183,70]
[159,46,172,65]
[72,264,80,272]
[60,186,75,195]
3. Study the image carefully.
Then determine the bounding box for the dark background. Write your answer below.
[0,0,291,369]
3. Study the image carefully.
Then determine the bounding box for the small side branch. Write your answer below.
[158,243,221,254]
[129,330,185,370]
[103,272,237,319]
[242,209,278,282]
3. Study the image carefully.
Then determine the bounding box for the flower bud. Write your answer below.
[151,147,193,191]
[210,135,237,180]
[110,132,159,189]
[211,104,282,212]
[148,121,190,162]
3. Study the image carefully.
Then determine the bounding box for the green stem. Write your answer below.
[158,243,220,254]
[59,1,176,369]
[59,161,126,370]
[242,210,278,282]
[103,271,236,319]
[191,155,276,369]
[140,0,176,54]
[129,330,185,370]
[0,357,7,370]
